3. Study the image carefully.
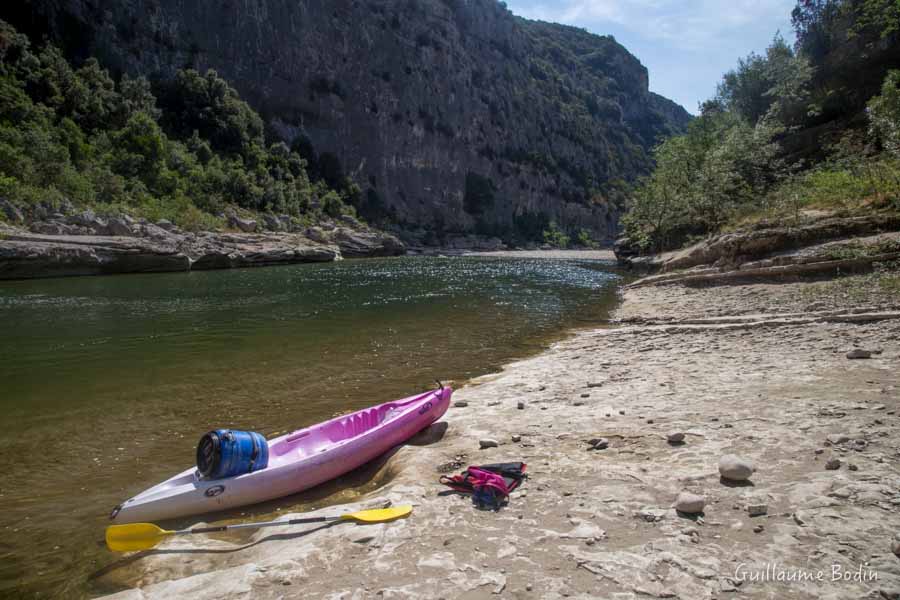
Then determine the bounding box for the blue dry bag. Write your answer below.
[196,429,269,479]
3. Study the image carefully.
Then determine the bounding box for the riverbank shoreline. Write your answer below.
[97,266,900,599]
[0,219,617,281]
[463,249,615,260]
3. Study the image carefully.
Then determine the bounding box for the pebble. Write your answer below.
[893,540,900,557]
[848,463,859,472]
[675,492,706,514]
[815,448,824,455]
[846,349,872,359]
[753,525,765,533]
[747,504,768,517]
[454,401,469,408]
[580,393,590,398]
[619,410,625,415]
[517,401,525,410]
[587,382,603,388]
[667,432,685,444]
[826,458,841,470]
[479,439,499,449]
[718,454,755,482]
[588,438,609,450]
[512,434,522,443]
[827,434,850,445]
[353,535,376,544]
[647,419,655,424]
[573,401,585,406]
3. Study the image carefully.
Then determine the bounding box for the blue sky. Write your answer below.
[504,0,796,113]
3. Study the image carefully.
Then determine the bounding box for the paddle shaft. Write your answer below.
[182,515,345,535]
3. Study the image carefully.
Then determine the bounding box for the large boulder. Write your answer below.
[613,236,642,263]
[332,227,405,258]
[107,217,135,237]
[30,221,75,235]
[67,210,111,235]
[305,227,331,244]
[67,210,97,227]
[338,214,363,228]
[261,214,284,231]
[140,222,176,241]
[229,215,258,233]
[155,219,177,232]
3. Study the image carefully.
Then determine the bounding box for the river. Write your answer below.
[0,255,621,598]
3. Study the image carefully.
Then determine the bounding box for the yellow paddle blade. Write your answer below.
[106,523,174,552]
[342,505,413,523]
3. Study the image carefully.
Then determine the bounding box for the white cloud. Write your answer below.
[512,0,793,51]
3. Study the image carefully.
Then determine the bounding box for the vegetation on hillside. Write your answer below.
[623,0,900,252]
[0,20,357,230]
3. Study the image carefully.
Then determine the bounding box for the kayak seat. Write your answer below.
[268,402,408,457]
[269,430,332,458]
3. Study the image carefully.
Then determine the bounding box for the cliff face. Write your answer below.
[6,0,690,242]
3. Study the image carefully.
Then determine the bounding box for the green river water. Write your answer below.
[0,255,621,598]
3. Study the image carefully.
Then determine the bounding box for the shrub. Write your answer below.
[542,221,570,248]
[576,228,596,248]
[321,191,344,218]
[868,70,900,158]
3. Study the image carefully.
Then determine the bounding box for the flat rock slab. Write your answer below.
[0,225,405,279]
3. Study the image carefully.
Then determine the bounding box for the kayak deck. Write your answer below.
[111,387,452,523]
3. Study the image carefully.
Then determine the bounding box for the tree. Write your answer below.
[792,0,842,64]
[622,111,784,251]
[115,75,160,127]
[716,35,812,127]
[853,0,900,39]
[868,70,900,157]
[111,111,167,186]
[158,69,264,158]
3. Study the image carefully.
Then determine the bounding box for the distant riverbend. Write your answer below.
[0,254,620,598]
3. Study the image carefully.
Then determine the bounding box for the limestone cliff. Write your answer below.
[4,0,690,242]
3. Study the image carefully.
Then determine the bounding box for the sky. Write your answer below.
[503,0,796,114]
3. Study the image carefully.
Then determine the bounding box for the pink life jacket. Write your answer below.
[439,462,527,510]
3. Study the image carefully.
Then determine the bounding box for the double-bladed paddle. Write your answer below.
[106,505,412,552]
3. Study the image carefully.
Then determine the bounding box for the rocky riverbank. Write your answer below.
[0,212,405,280]
[97,256,900,599]
[614,212,900,281]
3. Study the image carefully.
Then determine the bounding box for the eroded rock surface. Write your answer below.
[0,223,404,279]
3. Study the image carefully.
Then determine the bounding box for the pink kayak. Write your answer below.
[110,386,452,524]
